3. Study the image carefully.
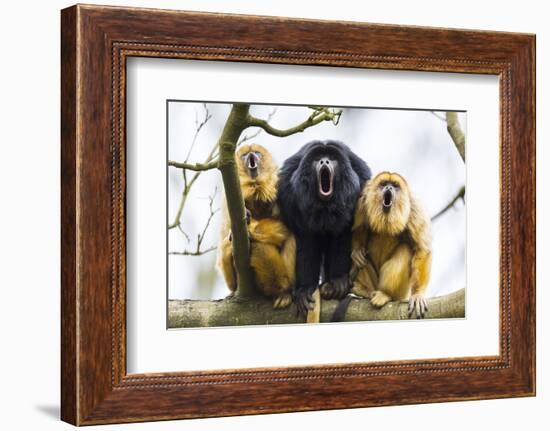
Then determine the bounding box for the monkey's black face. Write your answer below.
[313,156,339,201]
[242,151,262,179]
[380,181,400,212]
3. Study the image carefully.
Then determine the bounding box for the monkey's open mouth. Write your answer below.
[383,189,393,208]
[318,164,334,199]
[246,153,259,178]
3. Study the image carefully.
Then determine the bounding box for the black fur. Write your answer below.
[277,140,372,315]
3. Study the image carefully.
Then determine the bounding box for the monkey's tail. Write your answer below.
[330,295,355,322]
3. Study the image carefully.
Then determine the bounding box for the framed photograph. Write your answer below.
[61,4,535,425]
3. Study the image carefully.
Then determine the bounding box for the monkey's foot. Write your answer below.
[293,288,316,316]
[273,292,292,309]
[320,275,351,300]
[408,293,428,319]
[351,282,375,299]
[370,290,391,308]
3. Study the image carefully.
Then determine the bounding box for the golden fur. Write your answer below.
[351,172,432,317]
[216,144,295,308]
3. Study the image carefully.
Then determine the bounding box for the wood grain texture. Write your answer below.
[60,4,536,425]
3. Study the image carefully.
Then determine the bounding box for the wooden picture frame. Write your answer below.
[61,4,535,425]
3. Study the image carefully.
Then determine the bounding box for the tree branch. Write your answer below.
[184,104,212,162]
[168,143,219,230]
[237,108,277,146]
[169,246,217,256]
[168,159,218,171]
[246,107,342,138]
[168,288,465,328]
[446,112,466,161]
[431,185,465,221]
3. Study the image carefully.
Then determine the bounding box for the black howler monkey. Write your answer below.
[277,140,371,315]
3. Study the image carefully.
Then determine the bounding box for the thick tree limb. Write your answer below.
[168,288,465,328]
[445,112,466,161]
[216,104,257,297]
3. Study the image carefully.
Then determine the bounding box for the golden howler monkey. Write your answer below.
[351,172,432,318]
[216,144,295,309]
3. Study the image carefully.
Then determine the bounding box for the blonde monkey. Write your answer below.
[217,144,295,309]
[351,172,432,318]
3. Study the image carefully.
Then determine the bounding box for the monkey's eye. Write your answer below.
[392,182,400,190]
[253,151,262,159]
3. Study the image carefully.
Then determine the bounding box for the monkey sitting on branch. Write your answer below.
[217,144,295,309]
[350,172,432,318]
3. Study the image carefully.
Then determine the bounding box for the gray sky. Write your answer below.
[168,103,466,300]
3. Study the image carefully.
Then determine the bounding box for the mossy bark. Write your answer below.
[168,288,465,328]
[215,103,257,297]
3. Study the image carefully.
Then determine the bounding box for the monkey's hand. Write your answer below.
[245,208,251,225]
[293,286,317,317]
[351,248,368,269]
[320,274,351,300]
[408,293,428,319]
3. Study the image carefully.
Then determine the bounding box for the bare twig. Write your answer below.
[246,107,342,138]
[168,143,219,229]
[185,104,212,162]
[431,185,465,221]
[169,246,217,256]
[430,111,447,122]
[170,188,219,256]
[237,108,277,145]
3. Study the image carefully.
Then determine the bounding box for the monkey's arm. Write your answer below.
[406,195,433,318]
[410,249,432,296]
[217,235,237,292]
[351,261,377,299]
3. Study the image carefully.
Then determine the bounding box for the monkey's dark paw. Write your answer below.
[293,288,316,317]
[245,208,251,225]
[408,294,428,319]
[320,275,351,300]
